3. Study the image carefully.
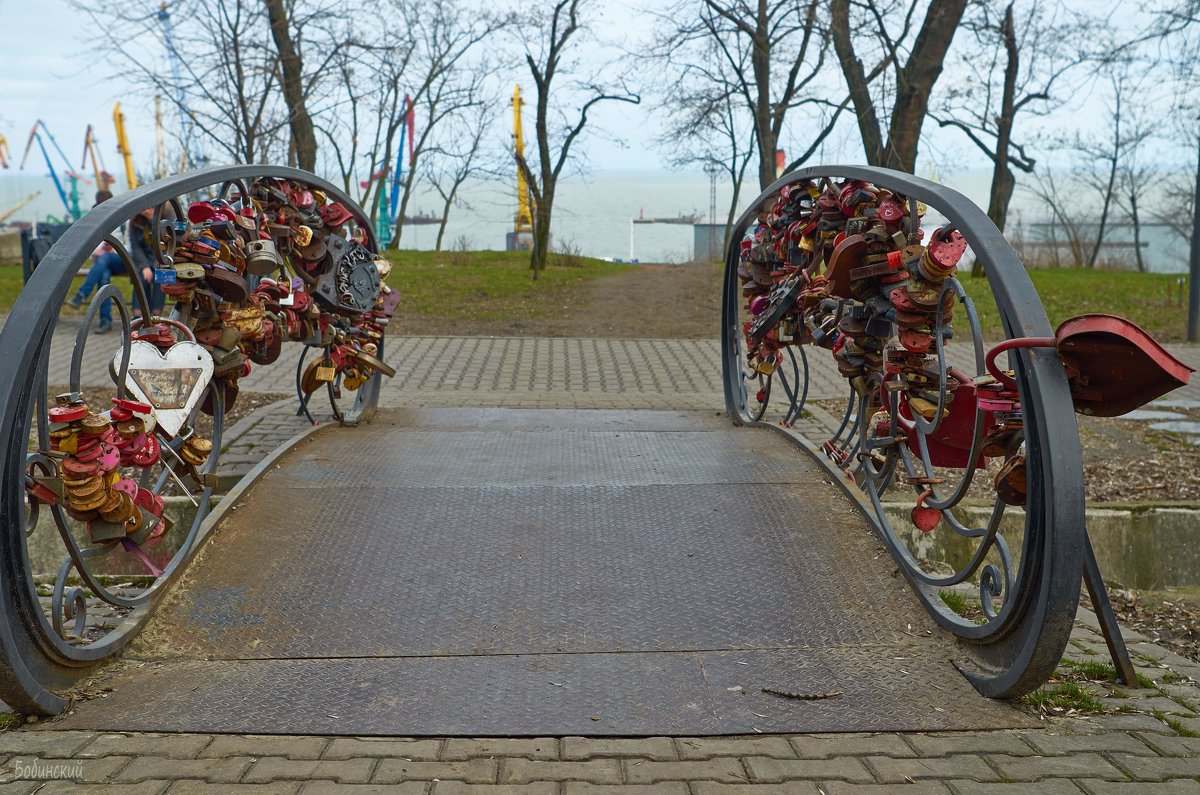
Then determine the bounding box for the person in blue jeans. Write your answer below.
[68,244,126,333]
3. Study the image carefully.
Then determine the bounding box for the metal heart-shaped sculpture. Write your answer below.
[111,340,214,437]
[1055,314,1194,417]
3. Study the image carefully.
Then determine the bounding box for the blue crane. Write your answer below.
[157,1,199,168]
[20,120,83,220]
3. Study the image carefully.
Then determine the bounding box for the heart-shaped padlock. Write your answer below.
[111,320,214,437]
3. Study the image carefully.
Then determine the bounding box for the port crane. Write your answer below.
[81,125,116,192]
[0,136,10,169]
[0,192,41,224]
[512,85,534,242]
[388,95,415,227]
[360,98,415,247]
[113,102,138,190]
[20,120,84,220]
[157,1,199,168]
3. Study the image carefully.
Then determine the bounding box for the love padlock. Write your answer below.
[911,490,942,533]
[994,449,1028,506]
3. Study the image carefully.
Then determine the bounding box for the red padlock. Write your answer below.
[132,434,161,468]
[911,490,941,533]
[26,481,59,505]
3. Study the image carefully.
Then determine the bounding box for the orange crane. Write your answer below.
[81,125,116,192]
[0,192,40,224]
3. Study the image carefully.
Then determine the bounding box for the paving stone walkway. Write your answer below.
[1,334,1198,791]
[2,620,1199,794]
[37,326,1200,408]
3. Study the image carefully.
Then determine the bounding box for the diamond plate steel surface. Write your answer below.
[54,408,1033,735]
[278,426,827,489]
[51,647,1025,735]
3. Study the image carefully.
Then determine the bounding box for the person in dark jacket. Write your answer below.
[129,210,165,316]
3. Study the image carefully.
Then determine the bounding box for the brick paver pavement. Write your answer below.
[1,333,1197,791]
[30,320,1200,408]
[2,622,1199,794]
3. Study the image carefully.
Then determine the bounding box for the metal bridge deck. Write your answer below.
[54,408,1029,735]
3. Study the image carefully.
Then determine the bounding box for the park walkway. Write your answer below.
[1,335,1198,792]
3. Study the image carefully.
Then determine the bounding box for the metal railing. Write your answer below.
[722,165,1099,698]
[0,166,390,713]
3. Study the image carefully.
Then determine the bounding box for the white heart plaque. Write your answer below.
[111,340,215,437]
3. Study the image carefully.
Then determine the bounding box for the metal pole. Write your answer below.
[1188,135,1200,341]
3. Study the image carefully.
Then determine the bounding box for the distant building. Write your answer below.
[506,231,533,252]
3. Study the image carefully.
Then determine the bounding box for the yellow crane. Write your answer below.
[0,192,41,224]
[512,85,534,236]
[0,135,10,169]
[113,102,138,190]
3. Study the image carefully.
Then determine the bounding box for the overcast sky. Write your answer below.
[0,0,1184,187]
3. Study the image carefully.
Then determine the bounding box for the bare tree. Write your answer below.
[1071,69,1155,268]
[264,0,341,171]
[1025,168,1088,267]
[654,62,757,256]
[1151,159,1197,246]
[516,0,640,278]
[933,0,1090,246]
[422,101,498,251]
[651,1,845,191]
[830,0,968,173]
[313,29,417,220]
[1152,0,1200,336]
[79,0,298,164]
[383,0,503,249]
[1115,109,1158,273]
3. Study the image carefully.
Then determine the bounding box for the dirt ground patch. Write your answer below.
[1088,588,1200,666]
[389,260,723,338]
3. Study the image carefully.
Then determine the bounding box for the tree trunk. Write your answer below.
[977,11,1018,280]
[987,3,1019,235]
[1130,191,1145,273]
[751,0,775,189]
[1187,133,1200,341]
[883,0,968,172]
[1088,90,1122,268]
[830,0,884,165]
[531,185,554,280]
[435,174,467,252]
[723,153,753,260]
[264,0,317,172]
[436,192,453,252]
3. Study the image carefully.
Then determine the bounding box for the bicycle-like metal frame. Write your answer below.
[722,165,1090,698]
[0,165,382,713]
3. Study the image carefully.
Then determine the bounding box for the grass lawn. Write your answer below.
[2,253,1194,348]
[958,268,1191,342]
[379,248,628,324]
[0,264,90,315]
